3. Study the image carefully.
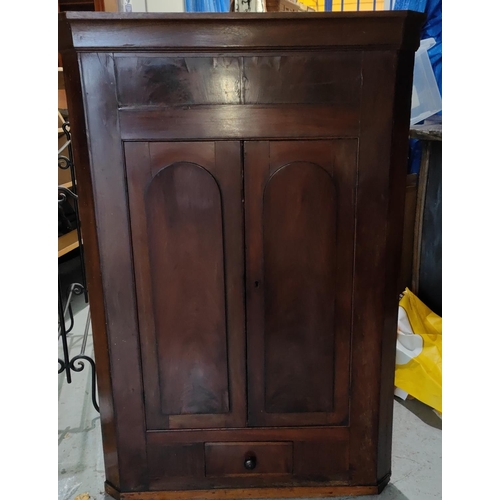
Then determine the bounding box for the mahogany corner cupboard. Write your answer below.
[59,11,425,499]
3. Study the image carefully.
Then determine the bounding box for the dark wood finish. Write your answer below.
[115,56,242,106]
[59,11,424,498]
[115,53,361,106]
[347,49,417,486]
[243,54,361,104]
[245,140,355,427]
[294,439,349,481]
[205,442,293,477]
[58,12,423,52]
[148,443,205,485]
[118,105,358,141]
[60,49,120,489]
[146,426,349,443]
[125,141,246,430]
[263,160,336,415]
[77,52,148,491]
[146,427,350,490]
[376,49,417,483]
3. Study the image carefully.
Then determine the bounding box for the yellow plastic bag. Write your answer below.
[395,288,442,413]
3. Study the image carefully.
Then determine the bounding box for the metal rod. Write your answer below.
[58,155,72,171]
[58,139,71,155]
[63,123,88,302]
[58,284,76,337]
[66,302,75,338]
[58,277,72,384]
[58,186,78,201]
[58,283,84,338]
[58,286,75,339]
[58,119,98,413]
[69,355,100,412]
[80,309,92,356]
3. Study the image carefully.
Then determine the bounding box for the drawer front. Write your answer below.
[205,442,293,477]
[147,431,349,489]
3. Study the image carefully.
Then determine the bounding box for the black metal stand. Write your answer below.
[58,122,99,413]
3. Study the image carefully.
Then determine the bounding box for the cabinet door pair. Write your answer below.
[125,139,357,431]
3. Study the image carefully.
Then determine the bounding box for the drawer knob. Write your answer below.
[244,456,257,470]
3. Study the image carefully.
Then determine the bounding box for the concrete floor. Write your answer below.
[58,297,442,500]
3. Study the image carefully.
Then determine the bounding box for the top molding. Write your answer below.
[59,11,425,53]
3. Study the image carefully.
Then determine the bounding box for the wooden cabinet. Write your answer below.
[59,11,424,499]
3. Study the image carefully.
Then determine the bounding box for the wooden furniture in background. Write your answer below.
[58,0,104,12]
[266,0,315,11]
[58,69,70,188]
[58,230,79,257]
[399,173,418,292]
[59,11,424,499]
[103,0,118,12]
[58,67,79,259]
[411,122,442,315]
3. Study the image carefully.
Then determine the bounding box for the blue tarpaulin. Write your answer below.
[395,0,441,174]
[395,0,442,96]
[185,0,229,12]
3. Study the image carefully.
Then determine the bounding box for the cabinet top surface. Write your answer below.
[59,11,425,52]
[60,11,422,21]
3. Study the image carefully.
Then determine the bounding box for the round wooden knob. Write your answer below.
[244,456,256,470]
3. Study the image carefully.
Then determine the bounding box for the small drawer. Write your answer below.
[205,441,293,477]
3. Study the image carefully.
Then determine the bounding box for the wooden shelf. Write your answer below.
[58,0,104,12]
[58,64,77,259]
[59,90,67,112]
[58,229,79,258]
[59,0,95,5]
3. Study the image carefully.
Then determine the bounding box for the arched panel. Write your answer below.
[263,161,337,414]
[145,162,229,416]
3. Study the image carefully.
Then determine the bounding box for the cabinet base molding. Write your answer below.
[105,482,388,500]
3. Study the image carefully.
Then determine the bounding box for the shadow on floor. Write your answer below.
[395,397,442,430]
[58,416,100,446]
[379,482,412,499]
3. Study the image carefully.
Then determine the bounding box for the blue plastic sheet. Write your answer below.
[395,0,441,174]
[394,0,442,96]
[185,0,229,12]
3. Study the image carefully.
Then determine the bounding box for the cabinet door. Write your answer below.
[245,140,357,427]
[124,141,246,430]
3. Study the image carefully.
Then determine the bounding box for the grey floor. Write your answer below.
[58,298,442,500]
